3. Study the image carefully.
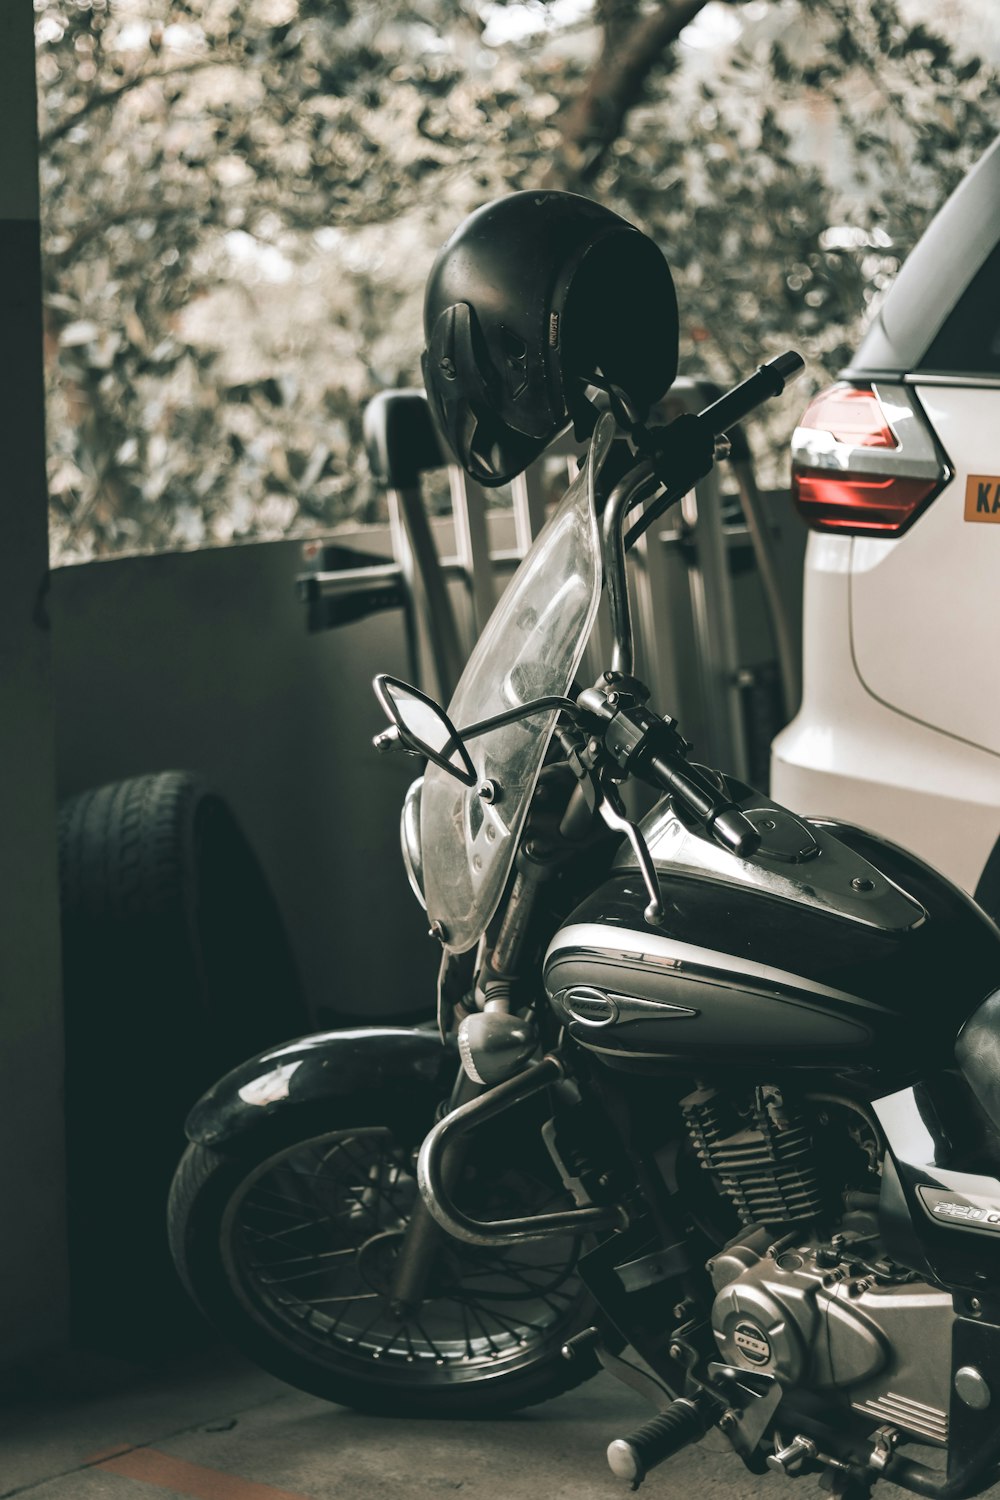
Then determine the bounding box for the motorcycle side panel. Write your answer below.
[185,1027,457,1149]
[544,820,1000,1079]
[875,1080,1000,1292]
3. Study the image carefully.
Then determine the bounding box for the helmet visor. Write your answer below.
[422,306,547,486]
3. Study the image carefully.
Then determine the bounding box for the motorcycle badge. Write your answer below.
[918,1185,1000,1233]
[733,1322,773,1366]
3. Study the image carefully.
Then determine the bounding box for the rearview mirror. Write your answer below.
[373,675,477,786]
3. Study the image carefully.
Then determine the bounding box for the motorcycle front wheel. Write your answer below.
[168,1108,599,1416]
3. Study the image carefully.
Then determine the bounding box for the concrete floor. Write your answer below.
[1,1345,990,1500]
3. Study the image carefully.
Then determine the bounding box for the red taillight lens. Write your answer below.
[792,471,939,533]
[791,382,944,536]
[796,385,897,449]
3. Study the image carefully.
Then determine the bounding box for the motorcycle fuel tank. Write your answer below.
[544,796,1000,1076]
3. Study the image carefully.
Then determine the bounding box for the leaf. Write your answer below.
[59,320,101,347]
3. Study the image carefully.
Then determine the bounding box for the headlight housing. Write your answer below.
[400,776,426,908]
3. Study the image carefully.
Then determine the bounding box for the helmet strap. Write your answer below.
[584,370,649,445]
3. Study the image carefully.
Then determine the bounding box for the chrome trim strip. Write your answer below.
[608,991,698,1019]
[865,1392,947,1418]
[906,373,1000,389]
[544,923,892,1013]
[555,985,699,1028]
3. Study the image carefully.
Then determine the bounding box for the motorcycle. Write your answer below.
[168,234,1000,1500]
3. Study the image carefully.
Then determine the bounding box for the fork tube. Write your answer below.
[489,863,544,978]
[387,1067,483,1314]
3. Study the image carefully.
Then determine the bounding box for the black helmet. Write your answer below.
[421,191,679,487]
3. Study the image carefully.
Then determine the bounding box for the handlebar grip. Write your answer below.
[710,808,761,859]
[697,351,804,438]
[647,753,760,859]
[623,352,805,554]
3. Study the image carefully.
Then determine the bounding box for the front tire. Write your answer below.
[168,1106,598,1416]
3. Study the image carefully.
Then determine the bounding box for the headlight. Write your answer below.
[400,776,426,908]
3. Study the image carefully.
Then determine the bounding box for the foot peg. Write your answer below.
[607,1395,707,1487]
[768,1435,817,1476]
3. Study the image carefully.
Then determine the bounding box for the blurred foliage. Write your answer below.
[36,0,1000,559]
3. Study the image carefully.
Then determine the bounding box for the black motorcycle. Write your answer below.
[169,193,1000,1500]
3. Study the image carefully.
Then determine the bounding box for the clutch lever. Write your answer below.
[598,775,666,927]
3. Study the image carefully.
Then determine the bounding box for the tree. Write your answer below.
[547,0,718,188]
[35,0,1000,559]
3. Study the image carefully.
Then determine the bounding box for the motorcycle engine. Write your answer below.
[681,1083,955,1447]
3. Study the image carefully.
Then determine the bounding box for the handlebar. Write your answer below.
[604,350,805,675]
[594,355,805,856]
[577,684,761,859]
[623,352,805,554]
[696,351,805,437]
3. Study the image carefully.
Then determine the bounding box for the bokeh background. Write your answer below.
[35,0,1000,562]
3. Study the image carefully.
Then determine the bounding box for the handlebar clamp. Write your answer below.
[577,685,760,860]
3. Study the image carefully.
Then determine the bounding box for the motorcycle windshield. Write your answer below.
[420,423,607,954]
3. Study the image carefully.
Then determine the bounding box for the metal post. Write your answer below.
[682,462,750,781]
[449,468,496,639]
[387,485,465,703]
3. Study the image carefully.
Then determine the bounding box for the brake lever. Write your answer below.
[598,775,666,927]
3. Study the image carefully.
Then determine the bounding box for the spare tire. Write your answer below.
[58,770,309,1355]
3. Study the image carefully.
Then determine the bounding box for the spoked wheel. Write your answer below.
[170,1119,599,1415]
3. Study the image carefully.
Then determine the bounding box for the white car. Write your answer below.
[771,135,1000,922]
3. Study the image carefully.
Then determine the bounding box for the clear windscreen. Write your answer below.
[419,421,609,954]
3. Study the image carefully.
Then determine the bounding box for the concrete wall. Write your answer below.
[0,5,71,1361]
[50,532,442,1027]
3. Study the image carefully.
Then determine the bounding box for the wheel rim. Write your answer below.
[221,1127,590,1387]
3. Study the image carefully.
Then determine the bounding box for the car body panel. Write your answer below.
[849,385,1000,758]
[771,533,1000,904]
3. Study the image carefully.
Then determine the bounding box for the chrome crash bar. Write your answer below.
[416,1055,627,1247]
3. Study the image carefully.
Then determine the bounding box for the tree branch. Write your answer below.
[546,0,711,188]
[46,199,202,268]
[40,57,217,149]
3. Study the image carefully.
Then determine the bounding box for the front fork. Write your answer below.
[391,767,599,1310]
[388,1066,483,1313]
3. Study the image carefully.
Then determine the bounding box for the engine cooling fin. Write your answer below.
[852,1392,948,1446]
[681,1085,824,1227]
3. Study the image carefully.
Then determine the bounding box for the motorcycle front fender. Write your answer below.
[185,1026,458,1152]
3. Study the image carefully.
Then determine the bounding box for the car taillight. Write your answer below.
[798,386,897,449]
[791,382,949,536]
